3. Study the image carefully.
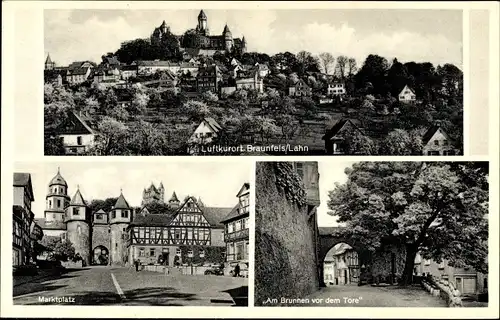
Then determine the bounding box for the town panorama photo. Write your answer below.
[44,9,463,155]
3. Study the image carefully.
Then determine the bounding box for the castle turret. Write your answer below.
[223,24,233,52]
[45,53,55,70]
[169,191,180,209]
[160,20,168,34]
[241,36,247,54]
[45,168,70,222]
[197,9,209,35]
[65,187,91,265]
[159,182,165,202]
[109,191,132,266]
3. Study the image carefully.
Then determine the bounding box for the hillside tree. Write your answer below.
[318,52,335,75]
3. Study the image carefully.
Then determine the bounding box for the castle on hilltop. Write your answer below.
[36,169,234,267]
[151,10,247,55]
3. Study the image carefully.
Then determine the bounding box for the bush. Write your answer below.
[37,259,63,270]
[13,265,38,276]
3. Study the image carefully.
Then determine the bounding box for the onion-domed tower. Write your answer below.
[44,168,70,223]
[109,191,132,266]
[65,187,91,265]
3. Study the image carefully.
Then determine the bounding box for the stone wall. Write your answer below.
[66,221,90,265]
[255,162,319,306]
[92,224,110,251]
[110,223,128,266]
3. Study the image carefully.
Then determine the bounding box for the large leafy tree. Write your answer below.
[93,117,129,155]
[327,162,488,286]
[88,197,119,214]
[318,52,335,75]
[355,54,390,95]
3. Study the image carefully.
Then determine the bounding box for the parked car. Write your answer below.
[204,264,224,276]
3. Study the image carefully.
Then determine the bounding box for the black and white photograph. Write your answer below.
[255,161,488,307]
[44,9,463,156]
[12,161,250,306]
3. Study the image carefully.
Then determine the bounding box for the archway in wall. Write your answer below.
[93,245,109,265]
[323,242,361,286]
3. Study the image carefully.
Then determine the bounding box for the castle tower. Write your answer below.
[241,36,247,54]
[45,53,55,70]
[223,24,233,52]
[197,10,209,35]
[160,20,168,35]
[65,187,91,265]
[109,191,132,266]
[45,168,70,222]
[158,182,165,202]
[168,191,180,209]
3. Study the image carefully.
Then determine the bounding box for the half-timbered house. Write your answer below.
[128,196,231,266]
[221,183,250,264]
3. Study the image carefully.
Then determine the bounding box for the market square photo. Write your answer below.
[12,161,250,306]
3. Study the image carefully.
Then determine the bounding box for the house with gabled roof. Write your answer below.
[322,118,364,155]
[398,84,417,103]
[188,117,223,151]
[13,173,38,266]
[221,183,250,265]
[54,111,96,155]
[422,124,459,155]
[254,62,270,78]
[196,65,223,94]
[65,61,96,85]
[235,68,264,93]
[289,79,312,97]
[128,195,232,266]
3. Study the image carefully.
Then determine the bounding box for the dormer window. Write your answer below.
[96,214,103,220]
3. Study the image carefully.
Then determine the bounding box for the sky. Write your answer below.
[14,161,250,219]
[317,161,356,228]
[44,9,463,68]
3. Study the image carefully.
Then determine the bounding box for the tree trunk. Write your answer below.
[400,245,418,286]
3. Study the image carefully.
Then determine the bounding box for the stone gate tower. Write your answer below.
[65,187,91,265]
[109,191,132,266]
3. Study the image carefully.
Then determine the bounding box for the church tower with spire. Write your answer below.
[65,186,91,265]
[45,53,55,70]
[241,36,247,54]
[168,191,180,209]
[109,190,132,266]
[45,168,70,223]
